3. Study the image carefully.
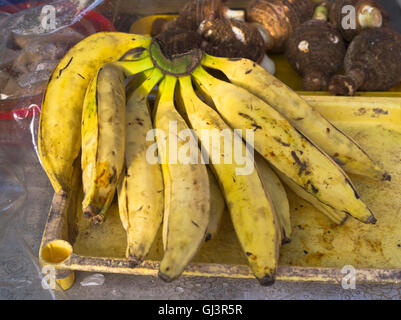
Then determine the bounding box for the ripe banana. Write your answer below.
[201,54,386,180]
[154,75,210,282]
[177,75,280,285]
[117,68,165,263]
[192,66,375,224]
[254,153,291,244]
[175,85,226,243]
[275,169,348,225]
[81,59,154,221]
[205,169,226,242]
[39,32,151,193]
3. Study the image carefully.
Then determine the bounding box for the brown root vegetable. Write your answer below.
[199,18,266,62]
[247,0,315,53]
[329,0,390,42]
[329,28,401,96]
[152,28,203,59]
[172,0,244,31]
[286,3,346,91]
[150,1,275,73]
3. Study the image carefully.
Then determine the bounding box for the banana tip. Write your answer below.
[92,214,105,225]
[257,274,276,287]
[339,215,349,226]
[158,271,175,283]
[367,215,377,225]
[127,259,140,269]
[382,172,392,182]
[127,252,142,266]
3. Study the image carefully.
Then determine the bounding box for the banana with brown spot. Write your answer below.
[177,75,280,286]
[82,59,154,221]
[192,66,375,225]
[202,54,386,180]
[118,68,165,263]
[39,32,151,193]
[155,75,210,282]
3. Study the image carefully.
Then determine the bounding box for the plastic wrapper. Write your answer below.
[0,0,401,300]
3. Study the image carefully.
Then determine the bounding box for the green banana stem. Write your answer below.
[192,65,219,89]
[128,68,165,101]
[113,56,155,77]
[149,40,203,76]
[159,75,178,103]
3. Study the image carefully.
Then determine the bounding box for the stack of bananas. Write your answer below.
[38,32,388,286]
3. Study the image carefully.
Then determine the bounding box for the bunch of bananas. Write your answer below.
[38,31,387,285]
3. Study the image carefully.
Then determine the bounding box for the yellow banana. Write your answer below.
[201,54,386,180]
[178,75,280,286]
[175,85,226,243]
[274,169,348,225]
[254,153,292,244]
[117,68,165,263]
[205,169,226,242]
[81,59,154,221]
[117,174,129,232]
[155,75,210,282]
[192,66,375,225]
[39,32,151,193]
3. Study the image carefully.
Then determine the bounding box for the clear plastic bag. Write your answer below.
[0,0,118,300]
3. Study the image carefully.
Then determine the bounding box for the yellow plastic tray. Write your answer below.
[38,15,401,290]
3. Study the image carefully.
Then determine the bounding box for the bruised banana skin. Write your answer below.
[117,68,165,262]
[39,32,151,193]
[254,153,292,244]
[193,66,375,224]
[81,59,154,220]
[155,76,210,282]
[178,76,280,285]
[274,168,348,225]
[174,85,226,243]
[201,55,386,180]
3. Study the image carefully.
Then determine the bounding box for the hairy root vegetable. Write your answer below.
[152,28,204,61]
[329,28,401,96]
[329,0,390,42]
[286,3,346,91]
[247,0,315,53]
[170,0,244,32]
[199,18,266,63]
[150,1,275,74]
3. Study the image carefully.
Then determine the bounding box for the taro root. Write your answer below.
[152,28,203,59]
[329,28,401,96]
[247,0,315,53]
[199,17,276,74]
[200,19,262,60]
[149,0,275,74]
[170,0,244,32]
[286,3,346,91]
[329,0,390,42]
